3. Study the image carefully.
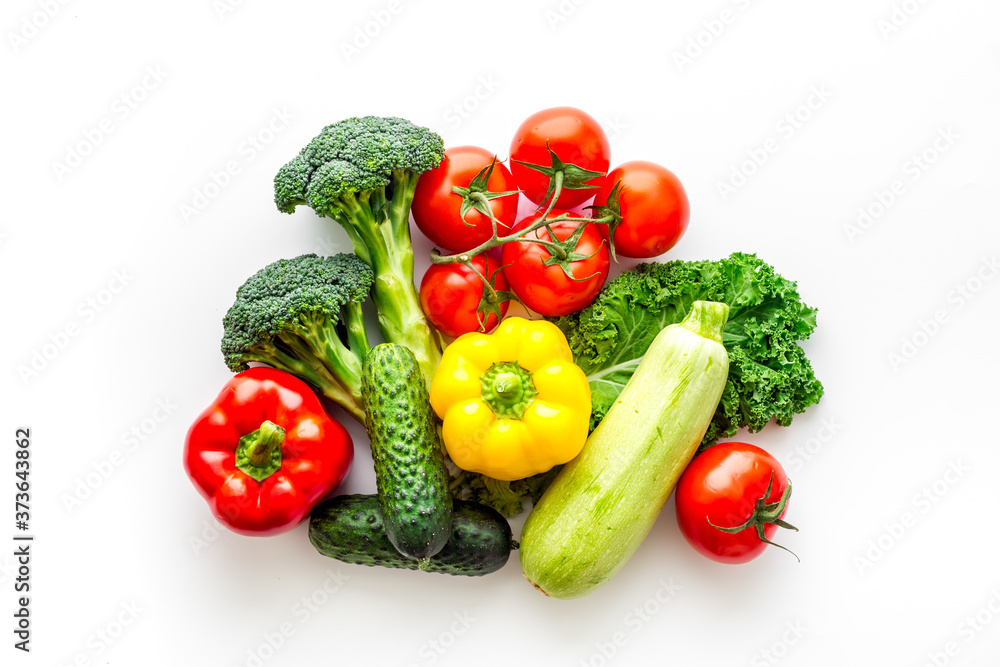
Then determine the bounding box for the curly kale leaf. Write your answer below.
[555,252,824,445]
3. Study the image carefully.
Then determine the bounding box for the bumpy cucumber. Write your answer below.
[362,343,453,559]
[309,495,515,576]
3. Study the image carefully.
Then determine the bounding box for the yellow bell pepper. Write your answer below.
[429,317,591,481]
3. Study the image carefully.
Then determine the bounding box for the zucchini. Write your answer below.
[309,495,515,576]
[519,301,730,599]
[362,343,453,559]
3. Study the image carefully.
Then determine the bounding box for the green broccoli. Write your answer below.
[274,116,445,388]
[221,253,374,423]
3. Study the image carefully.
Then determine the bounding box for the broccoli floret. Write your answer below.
[221,253,374,423]
[274,117,446,388]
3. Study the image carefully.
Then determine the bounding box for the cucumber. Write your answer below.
[362,343,453,559]
[519,301,730,599]
[308,495,515,576]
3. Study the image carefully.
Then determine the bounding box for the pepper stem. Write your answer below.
[480,362,537,420]
[235,420,286,482]
[494,372,522,398]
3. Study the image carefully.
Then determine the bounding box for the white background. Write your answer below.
[4,0,1000,665]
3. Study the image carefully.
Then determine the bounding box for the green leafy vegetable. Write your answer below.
[555,252,824,444]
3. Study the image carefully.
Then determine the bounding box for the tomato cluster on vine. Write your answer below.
[412,106,690,338]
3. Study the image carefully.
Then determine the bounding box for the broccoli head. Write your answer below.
[273,116,445,391]
[275,116,444,216]
[221,253,374,423]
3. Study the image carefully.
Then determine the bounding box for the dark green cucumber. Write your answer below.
[309,495,515,576]
[362,343,453,559]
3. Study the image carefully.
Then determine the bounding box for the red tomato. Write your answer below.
[593,161,690,259]
[509,107,610,209]
[419,254,510,338]
[500,211,610,317]
[675,442,797,564]
[412,146,518,253]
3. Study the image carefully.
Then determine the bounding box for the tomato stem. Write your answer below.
[707,473,800,562]
[434,167,619,301]
[539,171,563,249]
[464,258,521,333]
[433,175,613,268]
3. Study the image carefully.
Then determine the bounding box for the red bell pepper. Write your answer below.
[183,367,353,536]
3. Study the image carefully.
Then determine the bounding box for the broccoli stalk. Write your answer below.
[221,253,375,423]
[273,116,445,389]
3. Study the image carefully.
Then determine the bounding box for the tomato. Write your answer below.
[419,254,510,338]
[593,160,690,259]
[500,211,610,317]
[675,442,797,564]
[509,107,611,210]
[412,146,518,253]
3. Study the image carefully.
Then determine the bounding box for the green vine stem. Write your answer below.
[430,171,618,267]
